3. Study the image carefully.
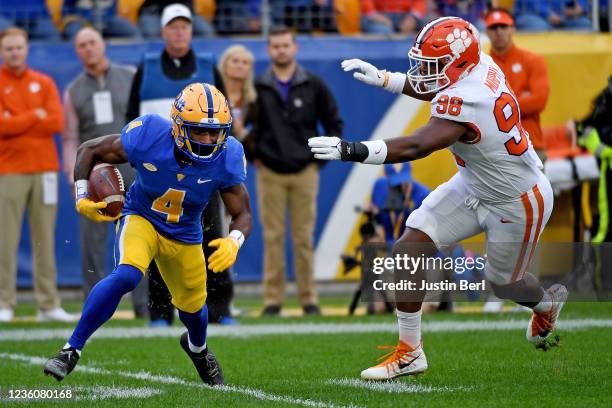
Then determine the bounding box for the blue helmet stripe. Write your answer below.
[203,83,214,119]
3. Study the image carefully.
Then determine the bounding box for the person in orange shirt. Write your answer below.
[0,27,75,322]
[361,0,428,35]
[486,8,550,160]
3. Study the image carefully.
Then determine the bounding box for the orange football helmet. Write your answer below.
[170,83,232,163]
[407,17,481,94]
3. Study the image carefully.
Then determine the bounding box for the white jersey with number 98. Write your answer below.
[430,52,543,205]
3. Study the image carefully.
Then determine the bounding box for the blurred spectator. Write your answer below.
[277,0,337,32]
[218,44,257,141]
[360,0,428,35]
[435,0,486,31]
[61,0,141,39]
[0,28,73,322]
[574,77,612,242]
[486,9,550,160]
[215,0,261,34]
[138,0,214,38]
[513,0,592,31]
[126,3,226,326]
[248,26,343,316]
[596,0,609,31]
[0,0,61,41]
[370,163,430,245]
[61,27,148,316]
[220,0,336,34]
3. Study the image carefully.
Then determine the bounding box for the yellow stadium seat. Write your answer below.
[46,0,63,25]
[194,0,216,21]
[118,0,146,24]
[494,0,515,12]
[334,0,360,35]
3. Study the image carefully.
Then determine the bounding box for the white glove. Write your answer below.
[309,136,342,161]
[341,59,385,87]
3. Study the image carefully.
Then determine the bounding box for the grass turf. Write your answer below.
[0,301,610,407]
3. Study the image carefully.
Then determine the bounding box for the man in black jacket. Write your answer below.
[247,26,343,316]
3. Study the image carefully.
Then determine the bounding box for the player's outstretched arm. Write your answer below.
[341,59,436,102]
[73,134,129,223]
[207,183,253,273]
[309,117,467,164]
[74,134,128,182]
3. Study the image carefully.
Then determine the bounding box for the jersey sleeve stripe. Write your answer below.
[460,122,482,144]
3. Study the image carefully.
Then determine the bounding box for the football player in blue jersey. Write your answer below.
[43,83,252,386]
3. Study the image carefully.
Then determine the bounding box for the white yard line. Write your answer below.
[0,353,355,408]
[72,385,163,401]
[0,318,610,342]
[327,378,472,394]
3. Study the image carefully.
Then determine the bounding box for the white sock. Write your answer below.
[533,290,552,313]
[188,335,206,354]
[63,342,81,356]
[397,310,422,348]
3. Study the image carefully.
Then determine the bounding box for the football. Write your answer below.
[88,163,125,217]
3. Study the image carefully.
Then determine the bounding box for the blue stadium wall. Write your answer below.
[16,36,410,287]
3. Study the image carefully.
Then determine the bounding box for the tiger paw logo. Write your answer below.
[446,28,472,56]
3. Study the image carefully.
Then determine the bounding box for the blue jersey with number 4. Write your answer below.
[120,114,246,244]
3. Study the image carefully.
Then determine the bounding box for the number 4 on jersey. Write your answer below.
[152,188,186,223]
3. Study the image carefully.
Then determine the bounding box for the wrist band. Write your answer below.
[340,141,369,162]
[384,72,407,94]
[362,140,388,164]
[382,71,390,88]
[75,179,88,201]
[229,230,245,248]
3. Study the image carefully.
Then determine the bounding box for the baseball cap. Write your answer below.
[161,3,192,28]
[385,163,412,187]
[485,9,514,28]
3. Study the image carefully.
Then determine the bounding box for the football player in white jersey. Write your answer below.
[309,16,568,380]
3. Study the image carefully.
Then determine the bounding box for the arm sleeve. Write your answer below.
[0,109,39,137]
[61,90,79,183]
[221,139,247,189]
[120,115,150,160]
[34,77,64,134]
[315,76,343,137]
[126,64,144,122]
[517,55,549,115]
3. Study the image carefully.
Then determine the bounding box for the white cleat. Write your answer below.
[37,307,78,322]
[0,308,14,322]
[361,340,427,381]
[526,284,568,346]
[483,294,504,313]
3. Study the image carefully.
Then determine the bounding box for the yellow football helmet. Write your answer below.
[170,83,232,163]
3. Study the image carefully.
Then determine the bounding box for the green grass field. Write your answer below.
[1,300,611,407]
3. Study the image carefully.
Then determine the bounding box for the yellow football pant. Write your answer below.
[114,214,207,313]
